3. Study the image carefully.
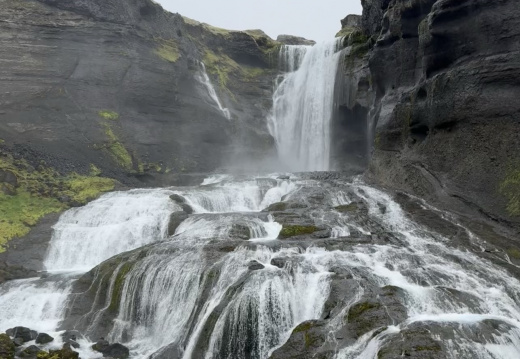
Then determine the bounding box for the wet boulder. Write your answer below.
[269,320,333,359]
[377,326,444,359]
[47,347,80,359]
[35,333,54,345]
[278,225,320,239]
[247,260,264,271]
[92,338,110,353]
[93,339,129,359]
[19,345,41,357]
[168,212,189,236]
[10,327,37,342]
[103,343,130,358]
[345,286,407,338]
[229,223,251,240]
[0,333,14,359]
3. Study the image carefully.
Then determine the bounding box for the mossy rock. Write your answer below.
[500,166,520,216]
[0,333,14,359]
[377,327,444,359]
[265,202,288,212]
[98,110,119,121]
[335,203,359,213]
[278,225,319,239]
[347,301,381,322]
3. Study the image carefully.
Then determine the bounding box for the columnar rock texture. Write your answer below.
[342,0,520,228]
[0,0,279,186]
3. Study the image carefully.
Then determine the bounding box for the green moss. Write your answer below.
[66,175,115,203]
[89,163,102,176]
[279,225,319,239]
[335,203,359,213]
[0,190,64,250]
[154,40,180,63]
[109,261,134,312]
[266,202,288,212]
[98,110,119,121]
[500,167,520,216]
[507,247,520,259]
[0,154,115,251]
[347,301,380,322]
[102,123,133,171]
[293,321,314,333]
[336,26,357,38]
[0,139,4,144]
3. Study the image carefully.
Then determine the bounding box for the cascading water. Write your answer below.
[268,39,344,171]
[0,39,519,359]
[196,62,231,120]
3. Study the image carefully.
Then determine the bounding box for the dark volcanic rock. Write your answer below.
[168,212,189,236]
[12,327,37,342]
[340,0,520,231]
[103,343,130,359]
[35,333,54,345]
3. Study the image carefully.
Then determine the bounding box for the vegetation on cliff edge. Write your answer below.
[0,152,115,251]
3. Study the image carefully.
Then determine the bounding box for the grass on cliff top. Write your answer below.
[500,167,520,216]
[0,154,115,251]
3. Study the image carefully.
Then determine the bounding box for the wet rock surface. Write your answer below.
[339,0,520,231]
[45,174,520,358]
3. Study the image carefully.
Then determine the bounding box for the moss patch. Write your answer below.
[0,153,115,251]
[279,225,319,239]
[265,202,288,212]
[335,203,359,213]
[347,301,381,322]
[507,247,520,259]
[154,37,180,63]
[500,167,520,216]
[102,123,133,171]
[109,261,135,312]
[98,110,119,121]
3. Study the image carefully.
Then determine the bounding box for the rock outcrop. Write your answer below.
[339,0,520,232]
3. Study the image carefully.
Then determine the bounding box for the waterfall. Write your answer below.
[268,39,344,172]
[196,62,231,120]
[0,174,520,358]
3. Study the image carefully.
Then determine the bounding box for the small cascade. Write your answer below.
[196,62,231,120]
[44,189,175,272]
[268,39,344,172]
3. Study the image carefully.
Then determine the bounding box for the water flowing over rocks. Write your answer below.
[0,0,519,358]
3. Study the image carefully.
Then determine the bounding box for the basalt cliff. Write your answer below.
[338,0,520,234]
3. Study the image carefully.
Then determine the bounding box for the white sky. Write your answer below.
[155,0,363,42]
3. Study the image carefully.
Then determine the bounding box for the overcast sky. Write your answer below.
[155,0,363,42]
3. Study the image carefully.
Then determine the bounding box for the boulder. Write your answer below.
[103,343,130,359]
[168,212,189,236]
[92,338,110,353]
[35,333,54,345]
[247,260,264,271]
[228,224,251,240]
[12,327,37,342]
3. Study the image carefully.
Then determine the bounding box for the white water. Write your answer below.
[268,40,343,171]
[0,175,519,359]
[45,189,175,272]
[197,62,231,120]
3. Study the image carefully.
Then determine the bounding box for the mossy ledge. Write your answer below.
[154,38,180,63]
[0,152,115,252]
[278,225,319,239]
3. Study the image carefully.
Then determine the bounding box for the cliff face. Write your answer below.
[0,0,279,186]
[340,0,520,229]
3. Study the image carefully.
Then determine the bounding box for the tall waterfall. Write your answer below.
[268,39,343,172]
